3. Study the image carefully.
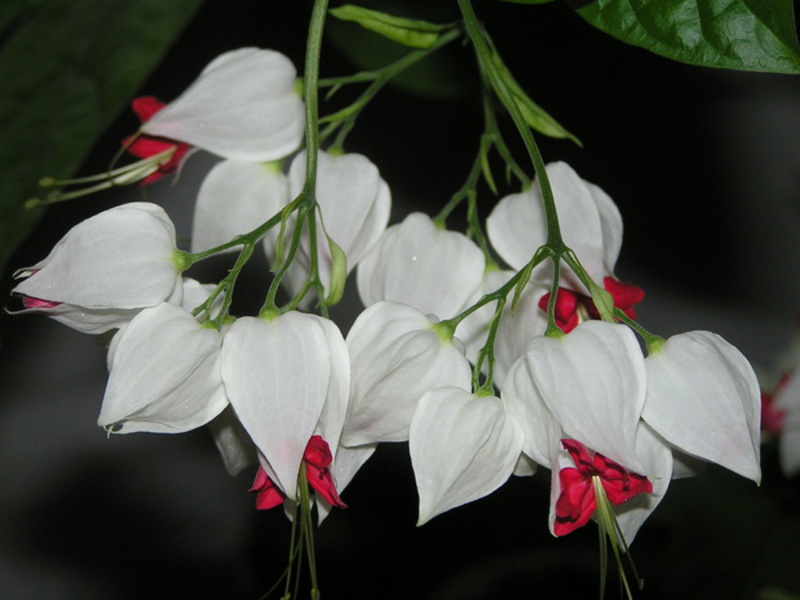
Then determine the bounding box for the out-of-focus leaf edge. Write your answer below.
[566,0,800,74]
[0,0,204,280]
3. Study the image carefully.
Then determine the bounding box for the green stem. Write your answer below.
[457,0,563,249]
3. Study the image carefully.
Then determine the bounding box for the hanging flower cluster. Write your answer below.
[9,9,767,594]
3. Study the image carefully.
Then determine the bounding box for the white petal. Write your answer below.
[191,159,288,253]
[588,182,623,275]
[143,48,304,162]
[501,350,563,466]
[98,303,227,433]
[411,388,524,524]
[357,213,484,318]
[208,407,257,476]
[285,151,392,293]
[643,331,761,483]
[13,203,179,309]
[491,280,549,387]
[221,313,347,499]
[455,269,513,365]
[486,162,619,291]
[524,321,646,472]
[342,301,472,445]
[614,423,674,545]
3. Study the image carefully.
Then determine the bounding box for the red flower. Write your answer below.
[123,97,191,185]
[554,439,652,536]
[250,435,347,510]
[761,374,789,436]
[538,277,645,333]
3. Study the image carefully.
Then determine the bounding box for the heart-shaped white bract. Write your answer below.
[514,321,646,473]
[644,330,762,483]
[487,161,622,292]
[143,48,304,163]
[357,213,485,320]
[191,159,289,254]
[12,202,183,333]
[271,151,392,298]
[410,387,523,525]
[342,301,472,446]
[221,312,349,500]
[99,302,226,434]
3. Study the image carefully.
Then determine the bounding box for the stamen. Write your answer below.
[591,476,644,600]
[26,148,175,208]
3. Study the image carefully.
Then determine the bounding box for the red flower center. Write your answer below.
[123,96,191,185]
[554,439,652,536]
[250,435,347,510]
[538,277,645,333]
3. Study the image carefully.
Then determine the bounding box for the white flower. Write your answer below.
[142,48,304,163]
[357,213,485,319]
[221,312,349,500]
[501,322,671,543]
[410,387,523,524]
[643,331,762,483]
[341,301,472,446]
[98,302,226,434]
[11,202,183,334]
[191,160,289,254]
[269,150,391,298]
[486,162,622,292]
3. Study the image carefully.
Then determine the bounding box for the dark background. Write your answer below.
[2,1,800,598]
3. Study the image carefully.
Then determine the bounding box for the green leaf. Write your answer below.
[326,18,465,99]
[567,0,800,74]
[329,4,448,49]
[492,52,582,145]
[0,0,203,278]
[498,0,555,4]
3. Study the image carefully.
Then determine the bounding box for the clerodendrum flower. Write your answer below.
[191,159,290,254]
[357,213,485,319]
[267,150,392,299]
[98,302,227,434]
[11,202,184,334]
[487,162,622,290]
[643,330,762,483]
[502,322,673,543]
[341,301,472,446]
[409,387,523,524]
[136,48,304,168]
[221,312,349,503]
[502,320,761,543]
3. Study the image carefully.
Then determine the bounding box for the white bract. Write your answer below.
[221,312,349,500]
[410,387,523,524]
[502,320,761,544]
[501,323,670,543]
[271,150,391,298]
[12,202,183,334]
[142,48,304,163]
[454,268,513,365]
[191,159,289,254]
[99,303,227,434]
[487,162,622,292]
[357,213,485,319]
[341,301,472,446]
[644,331,762,483]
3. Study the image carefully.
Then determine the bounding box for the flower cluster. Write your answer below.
[9,44,763,591]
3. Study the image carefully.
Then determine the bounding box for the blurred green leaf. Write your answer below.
[567,0,800,73]
[492,50,582,145]
[0,0,203,277]
[329,4,448,49]
[326,20,465,99]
